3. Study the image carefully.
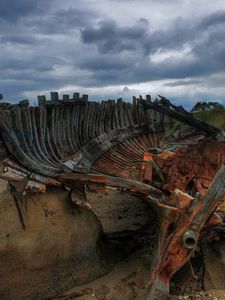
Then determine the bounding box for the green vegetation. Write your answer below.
[163,102,225,142]
[193,104,225,130]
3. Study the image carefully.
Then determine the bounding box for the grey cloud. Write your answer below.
[80,10,225,60]
[81,17,193,55]
[0,55,65,72]
[81,18,149,53]
[1,0,225,106]
[26,8,99,34]
[80,10,225,82]
[164,79,202,87]
[0,35,37,45]
[0,0,49,22]
[199,10,225,28]
[78,53,134,71]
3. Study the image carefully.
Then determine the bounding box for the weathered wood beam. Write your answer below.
[63,126,150,173]
[58,172,164,198]
[146,165,225,300]
[138,96,223,140]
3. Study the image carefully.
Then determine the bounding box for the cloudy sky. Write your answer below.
[1,0,225,107]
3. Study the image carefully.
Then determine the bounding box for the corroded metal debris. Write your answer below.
[0,92,224,299]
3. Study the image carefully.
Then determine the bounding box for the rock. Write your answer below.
[206,290,225,299]
[202,241,225,290]
[83,288,94,295]
[132,275,147,289]
[0,179,8,194]
[0,183,108,300]
[95,285,110,299]
[87,189,153,233]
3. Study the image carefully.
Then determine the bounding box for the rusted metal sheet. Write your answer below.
[0,159,61,192]
[140,152,153,184]
[154,139,225,195]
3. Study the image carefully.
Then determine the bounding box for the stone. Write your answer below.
[132,275,147,289]
[83,288,94,295]
[202,241,225,290]
[0,182,108,300]
[95,285,110,299]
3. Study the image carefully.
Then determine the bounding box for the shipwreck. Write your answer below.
[0,92,224,299]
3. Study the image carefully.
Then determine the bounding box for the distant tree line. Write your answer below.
[191,101,224,112]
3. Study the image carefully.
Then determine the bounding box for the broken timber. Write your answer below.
[146,165,225,299]
[138,95,225,141]
[0,92,224,299]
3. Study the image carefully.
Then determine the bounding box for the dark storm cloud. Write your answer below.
[164,79,202,87]
[78,53,134,71]
[26,8,99,34]
[199,10,225,28]
[81,18,149,53]
[0,55,64,72]
[81,17,192,55]
[81,9,225,58]
[0,0,49,22]
[1,0,225,104]
[0,35,37,45]
[80,11,225,84]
